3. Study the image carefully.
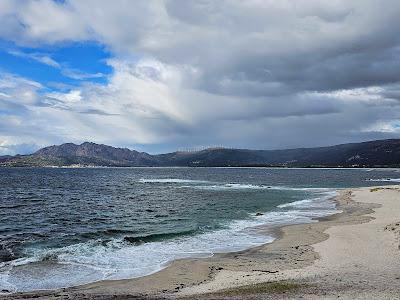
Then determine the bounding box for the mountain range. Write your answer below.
[1,139,400,168]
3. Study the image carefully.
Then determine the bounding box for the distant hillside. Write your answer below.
[1,139,400,167]
[1,142,159,167]
[0,155,12,163]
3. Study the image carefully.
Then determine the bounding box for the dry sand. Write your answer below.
[2,186,400,299]
[178,187,400,299]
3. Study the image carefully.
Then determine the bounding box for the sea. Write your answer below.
[0,167,399,293]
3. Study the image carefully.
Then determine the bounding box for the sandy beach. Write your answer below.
[2,186,400,300]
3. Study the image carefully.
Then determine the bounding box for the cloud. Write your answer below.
[0,140,39,156]
[0,73,43,105]
[1,1,400,153]
[8,49,60,68]
[1,59,400,154]
[60,69,104,80]
[0,0,88,45]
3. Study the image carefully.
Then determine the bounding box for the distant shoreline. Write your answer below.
[1,165,400,169]
[2,139,400,168]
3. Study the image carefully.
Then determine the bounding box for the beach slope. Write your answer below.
[178,186,400,299]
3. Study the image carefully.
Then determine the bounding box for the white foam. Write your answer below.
[139,178,332,192]
[270,186,332,192]
[182,183,272,190]
[278,191,337,209]
[184,183,331,192]
[0,190,338,293]
[139,178,210,184]
[366,178,400,182]
[278,198,316,208]
[0,218,274,292]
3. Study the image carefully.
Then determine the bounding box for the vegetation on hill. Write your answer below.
[1,139,400,168]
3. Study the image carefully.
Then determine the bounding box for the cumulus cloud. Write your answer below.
[1,0,400,153]
[0,0,88,45]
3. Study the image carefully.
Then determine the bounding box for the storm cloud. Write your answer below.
[1,0,400,154]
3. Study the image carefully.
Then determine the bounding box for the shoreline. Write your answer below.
[3,166,400,170]
[1,189,340,296]
[2,186,400,299]
[0,188,339,294]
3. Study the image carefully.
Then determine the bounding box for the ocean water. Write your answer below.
[0,167,399,292]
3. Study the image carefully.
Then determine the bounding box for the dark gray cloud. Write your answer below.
[1,0,400,154]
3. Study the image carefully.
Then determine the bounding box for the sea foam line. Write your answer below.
[139,178,332,192]
[181,183,331,192]
[138,178,210,184]
[366,178,400,182]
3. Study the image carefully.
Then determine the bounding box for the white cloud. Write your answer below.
[8,50,60,68]
[0,0,88,45]
[362,122,400,133]
[46,89,82,104]
[60,69,104,80]
[1,1,400,153]
[0,73,43,105]
[2,55,399,154]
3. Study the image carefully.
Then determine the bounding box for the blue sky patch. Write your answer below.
[0,40,112,89]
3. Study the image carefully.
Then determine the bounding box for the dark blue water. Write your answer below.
[0,167,398,292]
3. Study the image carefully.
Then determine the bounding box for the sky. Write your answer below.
[1,0,400,155]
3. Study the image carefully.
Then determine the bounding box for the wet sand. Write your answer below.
[3,186,400,299]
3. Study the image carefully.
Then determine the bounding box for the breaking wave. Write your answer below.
[366,178,400,182]
[0,189,338,293]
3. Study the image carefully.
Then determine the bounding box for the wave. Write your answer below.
[278,198,317,208]
[183,183,331,192]
[139,178,332,193]
[268,186,332,192]
[0,189,338,293]
[0,204,27,209]
[278,191,337,209]
[123,229,198,245]
[0,218,275,292]
[181,183,272,190]
[138,178,210,184]
[366,178,400,182]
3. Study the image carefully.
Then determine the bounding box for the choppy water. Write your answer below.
[0,167,399,292]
